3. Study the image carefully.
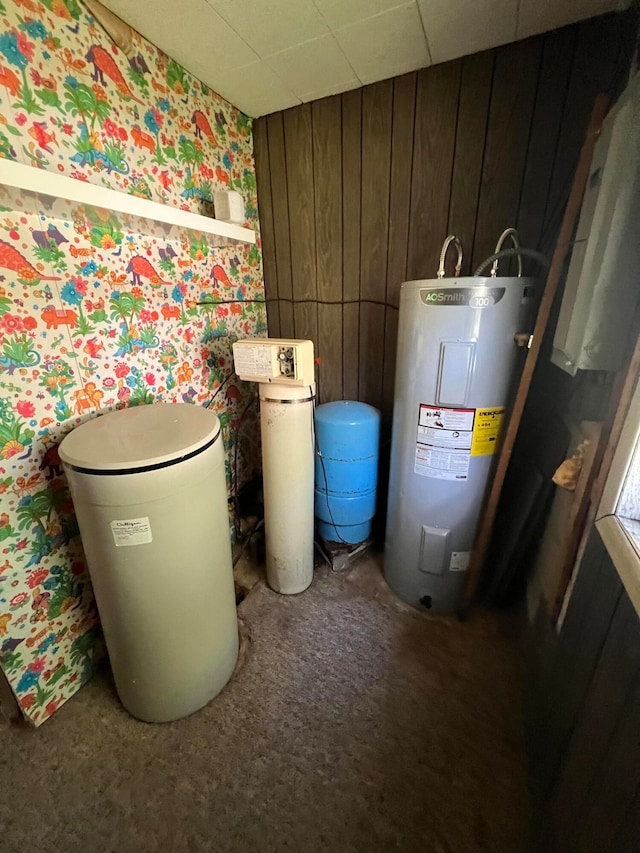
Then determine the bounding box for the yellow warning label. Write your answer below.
[471,406,504,456]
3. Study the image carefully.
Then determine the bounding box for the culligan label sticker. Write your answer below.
[110,517,153,547]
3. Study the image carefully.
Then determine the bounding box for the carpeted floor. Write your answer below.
[1,556,531,853]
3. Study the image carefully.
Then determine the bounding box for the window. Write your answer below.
[596,376,640,614]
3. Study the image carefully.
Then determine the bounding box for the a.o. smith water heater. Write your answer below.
[385,268,533,612]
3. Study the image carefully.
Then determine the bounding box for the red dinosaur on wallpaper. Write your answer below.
[0,241,61,283]
[126,255,171,287]
[192,110,219,146]
[211,264,231,288]
[85,45,144,104]
[0,64,20,97]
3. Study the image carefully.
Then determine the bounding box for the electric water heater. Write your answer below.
[384,273,533,612]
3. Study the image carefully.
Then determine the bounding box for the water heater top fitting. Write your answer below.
[233,338,315,387]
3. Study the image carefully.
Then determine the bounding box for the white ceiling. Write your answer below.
[101,0,624,117]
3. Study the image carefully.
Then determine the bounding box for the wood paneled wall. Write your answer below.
[254,16,626,427]
[527,529,640,851]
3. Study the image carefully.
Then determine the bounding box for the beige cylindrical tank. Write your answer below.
[259,383,315,594]
[59,403,238,723]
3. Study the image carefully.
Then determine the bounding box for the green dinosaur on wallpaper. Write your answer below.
[41,564,83,619]
[0,508,17,543]
[69,625,104,681]
[166,58,190,98]
[31,233,68,273]
[39,358,76,421]
[41,0,82,20]
[0,398,35,460]
[0,129,16,158]
[35,87,62,111]
[236,113,251,135]
[0,329,41,373]
[0,649,23,676]
[84,208,124,249]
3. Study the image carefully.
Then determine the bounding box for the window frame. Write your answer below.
[596,375,640,615]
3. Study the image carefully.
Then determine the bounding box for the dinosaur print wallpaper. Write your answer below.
[0,0,265,724]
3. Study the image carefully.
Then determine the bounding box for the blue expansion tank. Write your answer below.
[314,401,380,544]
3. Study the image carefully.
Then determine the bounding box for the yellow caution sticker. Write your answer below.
[471,407,504,456]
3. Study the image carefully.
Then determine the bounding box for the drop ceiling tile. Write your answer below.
[264,35,358,99]
[517,0,619,39]
[335,3,431,85]
[312,0,409,29]
[417,0,516,64]
[100,0,258,76]
[207,0,329,57]
[210,62,301,116]
[299,78,362,103]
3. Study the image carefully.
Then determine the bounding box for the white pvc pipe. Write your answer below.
[259,382,315,594]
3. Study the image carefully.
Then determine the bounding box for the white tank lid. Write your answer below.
[59,403,221,472]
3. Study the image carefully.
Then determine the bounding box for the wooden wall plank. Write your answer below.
[608,789,640,853]
[342,87,362,402]
[387,72,417,307]
[358,303,385,408]
[313,97,343,302]
[293,301,318,354]
[407,60,461,281]
[538,531,622,797]
[360,81,392,412]
[342,88,362,303]
[471,37,542,272]
[279,300,294,339]
[318,303,342,403]
[253,118,279,301]
[343,302,359,400]
[313,97,343,403]
[549,590,640,851]
[265,300,281,338]
[284,104,317,302]
[266,113,292,301]
[447,50,493,274]
[516,28,576,253]
[574,672,640,852]
[360,80,393,302]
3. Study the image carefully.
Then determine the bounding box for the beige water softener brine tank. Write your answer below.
[59,403,238,723]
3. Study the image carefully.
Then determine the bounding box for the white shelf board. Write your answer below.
[0,159,256,246]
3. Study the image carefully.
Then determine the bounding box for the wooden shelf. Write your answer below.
[0,159,256,246]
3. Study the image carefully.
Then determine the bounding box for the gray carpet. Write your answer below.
[1,556,530,852]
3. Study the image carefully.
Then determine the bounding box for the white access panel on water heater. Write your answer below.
[552,73,640,376]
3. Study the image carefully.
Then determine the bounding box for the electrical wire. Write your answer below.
[197,299,266,306]
[473,247,550,277]
[233,518,264,567]
[203,370,235,409]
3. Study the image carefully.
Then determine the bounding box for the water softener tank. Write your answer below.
[59,403,238,722]
[315,401,380,544]
[385,273,532,612]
